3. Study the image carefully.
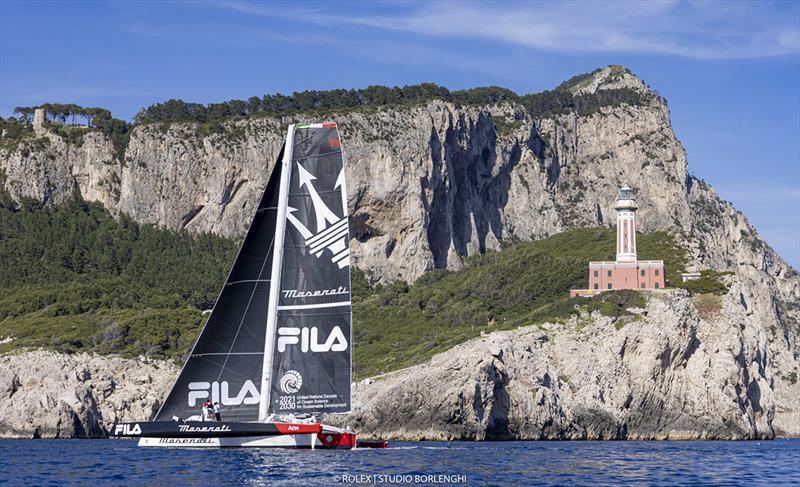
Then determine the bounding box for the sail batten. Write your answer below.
[277,302,350,311]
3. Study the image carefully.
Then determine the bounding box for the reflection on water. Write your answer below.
[1,439,798,486]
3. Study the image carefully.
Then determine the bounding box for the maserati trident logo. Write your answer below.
[279,370,303,394]
[286,164,350,268]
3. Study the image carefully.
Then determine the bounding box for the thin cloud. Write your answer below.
[224,0,800,60]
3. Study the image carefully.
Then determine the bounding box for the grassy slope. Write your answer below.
[1,194,724,377]
[351,228,685,377]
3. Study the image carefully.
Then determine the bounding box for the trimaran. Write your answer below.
[112,123,386,449]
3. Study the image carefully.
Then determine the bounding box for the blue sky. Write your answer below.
[1,1,798,267]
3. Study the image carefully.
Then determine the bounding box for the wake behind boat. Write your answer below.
[112,123,386,449]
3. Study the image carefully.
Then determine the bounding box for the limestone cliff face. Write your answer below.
[1,65,798,438]
[0,351,177,438]
[1,66,696,283]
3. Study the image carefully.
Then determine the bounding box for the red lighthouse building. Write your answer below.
[571,186,665,297]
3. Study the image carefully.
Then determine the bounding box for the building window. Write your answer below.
[607,283,612,289]
[594,270,598,277]
[655,282,660,289]
[594,283,598,290]
[655,269,659,276]
[641,270,645,276]
[607,270,612,277]
[640,283,645,288]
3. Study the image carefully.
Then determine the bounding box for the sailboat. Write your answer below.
[111,123,385,449]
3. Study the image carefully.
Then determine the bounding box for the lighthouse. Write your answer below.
[570,185,666,296]
[615,185,637,262]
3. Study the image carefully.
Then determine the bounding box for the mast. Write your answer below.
[259,125,295,422]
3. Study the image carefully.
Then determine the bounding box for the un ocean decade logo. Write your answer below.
[285,163,350,268]
[280,370,303,394]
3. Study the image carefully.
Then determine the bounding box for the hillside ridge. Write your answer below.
[0,65,797,439]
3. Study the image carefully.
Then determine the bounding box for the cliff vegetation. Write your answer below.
[1,67,651,153]
[0,191,718,377]
[0,190,237,360]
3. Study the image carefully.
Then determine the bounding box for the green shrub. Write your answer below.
[0,195,237,361]
[692,293,723,320]
[134,79,647,127]
[679,270,731,295]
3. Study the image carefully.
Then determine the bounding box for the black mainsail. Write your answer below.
[261,123,352,419]
[155,147,284,423]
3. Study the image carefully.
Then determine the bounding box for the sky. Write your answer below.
[1,0,798,267]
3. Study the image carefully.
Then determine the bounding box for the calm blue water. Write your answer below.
[1,439,798,486]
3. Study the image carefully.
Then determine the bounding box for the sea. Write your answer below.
[1,439,799,486]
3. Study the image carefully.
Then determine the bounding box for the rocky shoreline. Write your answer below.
[328,283,798,441]
[0,351,176,438]
[3,280,797,440]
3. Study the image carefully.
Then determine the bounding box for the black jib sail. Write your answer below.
[155,146,284,423]
[263,123,352,417]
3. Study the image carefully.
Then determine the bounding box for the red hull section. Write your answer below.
[318,430,357,449]
[356,439,389,449]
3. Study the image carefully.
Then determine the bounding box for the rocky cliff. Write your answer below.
[330,279,796,440]
[0,351,177,438]
[1,65,798,439]
[1,278,796,440]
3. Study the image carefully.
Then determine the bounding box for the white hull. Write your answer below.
[138,433,318,448]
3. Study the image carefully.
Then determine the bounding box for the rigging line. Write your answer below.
[192,352,263,357]
[273,309,351,318]
[215,236,276,383]
[226,279,271,286]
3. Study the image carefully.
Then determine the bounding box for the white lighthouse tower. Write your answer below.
[615,185,637,262]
